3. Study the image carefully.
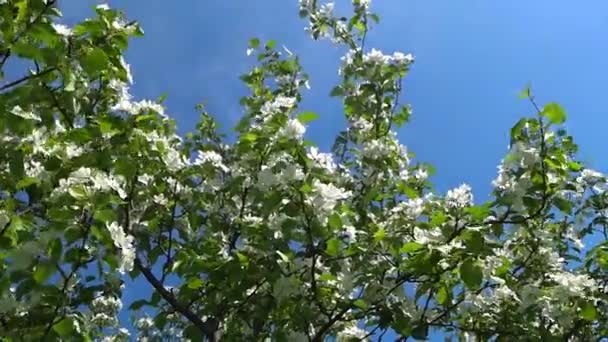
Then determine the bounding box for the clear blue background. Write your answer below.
[59,0,608,339]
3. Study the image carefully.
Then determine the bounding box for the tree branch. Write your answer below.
[0,67,56,92]
[135,257,219,341]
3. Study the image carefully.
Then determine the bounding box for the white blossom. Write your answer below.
[65,144,85,158]
[353,0,371,10]
[280,164,304,183]
[25,160,44,178]
[392,51,414,65]
[119,56,134,84]
[51,23,73,36]
[260,96,297,116]
[506,142,540,169]
[92,294,123,313]
[413,227,443,245]
[309,180,351,213]
[549,272,596,298]
[11,106,41,121]
[257,166,278,190]
[361,138,398,160]
[163,147,189,171]
[194,150,229,172]
[341,224,358,243]
[92,173,127,199]
[403,197,424,218]
[363,48,390,65]
[414,168,428,180]
[299,0,313,10]
[337,324,368,341]
[307,147,337,173]
[280,119,306,141]
[153,194,168,205]
[317,2,335,17]
[494,285,520,302]
[577,168,607,193]
[350,118,373,134]
[106,222,135,273]
[446,183,473,208]
[138,174,153,186]
[340,49,359,70]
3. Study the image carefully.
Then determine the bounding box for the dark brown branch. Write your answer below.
[135,257,219,341]
[123,173,218,341]
[161,181,179,283]
[0,67,56,92]
[312,305,351,342]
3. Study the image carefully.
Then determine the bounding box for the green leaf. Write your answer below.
[459,259,483,290]
[16,177,38,189]
[53,317,75,337]
[68,185,88,200]
[15,0,29,22]
[429,212,446,226]
[542,102,567,124]
[12,41,40,59]
[249,38,260,48]
[73,21,103,36]
[33,262,55,283]
[297,111,320,123]
[82,47,110,74]
[326,238,340,257]
[393,105,411,127]
[518,83,531,99]
[9,150,25,181]
[353,299,369,310]
[129,300,148,310]
[93,209,115,222]
[236,252,249,266]
[49,239,63,261]
[299,182,313,193]
[319,273,337,282]
[9,216,26,232]
[411,324,429,340]
[11,249,34,270]
[400,242,424,254]
[265,39,277,50]
[462,230,484,254]
[580,302,598,321]
[465,204,491,221]
[328,213,342,229]
[568,161,583,172]
[553,196,572,214]
[241,132,257,142]
[98,117,120,135]
[330,86,344,97]
[187,277,204,289]
[373,228,386,242]
[135,114,157,123]
[436,286,449,305]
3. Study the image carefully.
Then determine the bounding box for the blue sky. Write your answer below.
[61,0,608,198]
[58,0,608,339]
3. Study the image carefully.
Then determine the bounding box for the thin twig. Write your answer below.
[0,67,56,92]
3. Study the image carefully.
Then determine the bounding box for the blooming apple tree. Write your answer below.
[0,0,607,340]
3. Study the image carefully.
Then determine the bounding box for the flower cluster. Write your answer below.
[106,222,135,273]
